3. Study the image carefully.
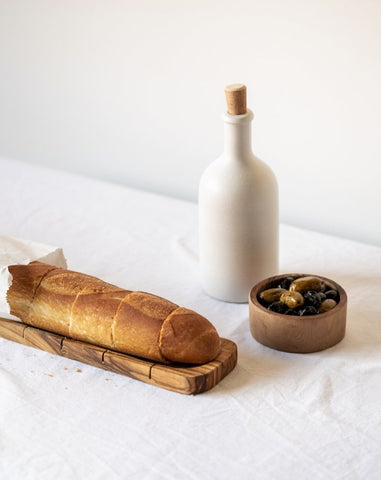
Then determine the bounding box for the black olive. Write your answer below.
[299,306,318,316]
[278,276,295,290]
[317,292,326,302]
[268,301,287,313]
[322,282,330,292]
[325,289,339,301]
[285,309,298,315]
[303,291,322,309]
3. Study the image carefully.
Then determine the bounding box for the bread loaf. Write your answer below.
[7,262,221,364]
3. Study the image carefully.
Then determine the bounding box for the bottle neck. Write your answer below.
[223,109,254,159]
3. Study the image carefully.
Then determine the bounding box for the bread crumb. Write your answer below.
[30,370,34,373]
[105,378,110,381]
[48,373,53,377]
[76,368,82,373]
[64,367,68,371]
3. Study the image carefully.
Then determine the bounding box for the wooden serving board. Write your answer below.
[0,317,237,395]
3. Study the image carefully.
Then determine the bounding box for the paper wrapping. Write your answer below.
[0,235,67,315]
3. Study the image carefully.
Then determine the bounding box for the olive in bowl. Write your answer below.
[249,274,347,353]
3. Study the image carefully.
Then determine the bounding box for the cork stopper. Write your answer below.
[225,84,247,115]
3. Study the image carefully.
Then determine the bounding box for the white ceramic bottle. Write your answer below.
[198,84,279,303]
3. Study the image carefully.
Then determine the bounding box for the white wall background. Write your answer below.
[0,0,380,246]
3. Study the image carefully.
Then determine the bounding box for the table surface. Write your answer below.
[1,156,381,480]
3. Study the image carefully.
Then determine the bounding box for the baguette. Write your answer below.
[7,262,221,364]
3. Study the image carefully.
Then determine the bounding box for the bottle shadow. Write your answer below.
[320,272,381,354]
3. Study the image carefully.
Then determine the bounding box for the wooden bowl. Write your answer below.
[249,274,347,353]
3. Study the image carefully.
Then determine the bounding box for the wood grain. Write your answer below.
[0,318,28,345]
[102,349,154,383]
[150,339,237,394]
[24,327,63,354]
[0,317,237,395]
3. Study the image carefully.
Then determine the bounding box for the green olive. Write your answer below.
[259,288,287,304]
[280,291,304,309]
[318,298,337,313]
[289,276,325,294]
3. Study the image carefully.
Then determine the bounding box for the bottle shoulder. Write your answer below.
[199,153,278,192]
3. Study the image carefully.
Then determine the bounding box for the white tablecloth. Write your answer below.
[1,156,380,479]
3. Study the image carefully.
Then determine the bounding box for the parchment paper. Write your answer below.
[0,235,67,315]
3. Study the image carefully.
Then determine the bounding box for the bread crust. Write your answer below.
[7,262,56,320]
[160,307,222,364]
[7,262,221,364]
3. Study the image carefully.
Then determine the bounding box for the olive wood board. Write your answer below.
[0,317,237,395]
